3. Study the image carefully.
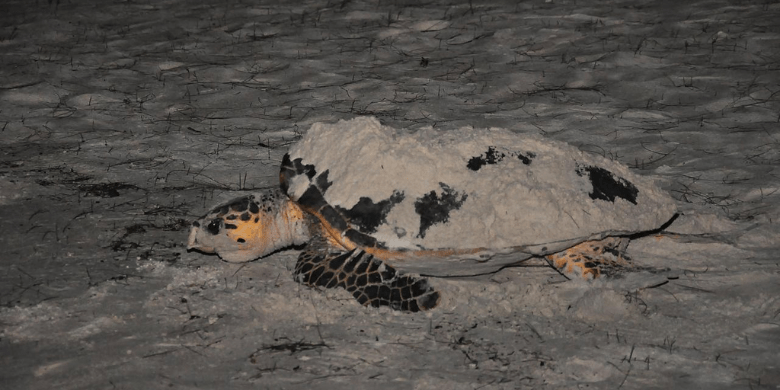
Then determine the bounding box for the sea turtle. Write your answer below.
[188,117,677,312]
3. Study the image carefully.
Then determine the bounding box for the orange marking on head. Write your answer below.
[222,211,274,251]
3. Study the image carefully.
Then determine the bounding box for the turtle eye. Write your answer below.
[206,219,222,235]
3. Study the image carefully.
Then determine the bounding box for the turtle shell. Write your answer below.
[282,117,677,276]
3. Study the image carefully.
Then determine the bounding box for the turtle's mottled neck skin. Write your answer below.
[187,189,310,263]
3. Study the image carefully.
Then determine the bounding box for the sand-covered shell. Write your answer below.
[283,117,677,276]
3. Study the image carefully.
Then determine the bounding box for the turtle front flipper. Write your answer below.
[545,237,631,279]
[294,247,440,312]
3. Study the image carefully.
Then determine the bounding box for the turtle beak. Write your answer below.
[187,223,215,254]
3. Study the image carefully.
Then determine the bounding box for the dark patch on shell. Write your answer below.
[280,154,317,193]
[344,228,380,249]
[298,185,329,211]
[393,227,406,238]
[336,190,405,234]
[516,151,535,165]
[414,183,468,238]
[467,146,505,170]
[576,164,638,205]
[319,205,350,232]
[467,146,535,171]
[281,158,391,249]
[315,170,332,193]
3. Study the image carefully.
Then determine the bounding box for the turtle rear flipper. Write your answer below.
[545,237,631,279]
[295,248,440,312]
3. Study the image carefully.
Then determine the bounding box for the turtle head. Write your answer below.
[187,190,310,263]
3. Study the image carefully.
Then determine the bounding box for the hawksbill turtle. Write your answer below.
[188,117,677,312]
